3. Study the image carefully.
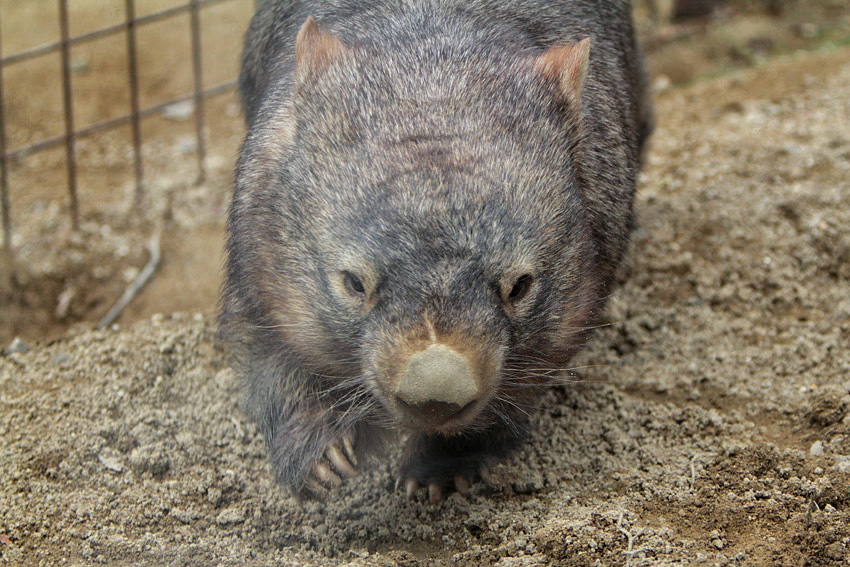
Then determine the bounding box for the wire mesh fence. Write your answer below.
[0,0,255,258]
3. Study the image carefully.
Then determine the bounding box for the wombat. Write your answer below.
[222,0,653,502]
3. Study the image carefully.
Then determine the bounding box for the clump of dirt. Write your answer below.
[1,219,146,345]
[2,43,850,566]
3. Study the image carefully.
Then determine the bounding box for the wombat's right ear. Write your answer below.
[534,38,591,109]
[295,17,347,84]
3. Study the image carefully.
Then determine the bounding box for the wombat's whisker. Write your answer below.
[250,323,302,330]
[312,366,363,376]
[502,375,606,388]
[503,363,608,374]
[321,380,371,402]
[504,353,552,364]
[336,397,379,424]
[560,322,613,332]
[492,394,532,418]
[312,378,368,398]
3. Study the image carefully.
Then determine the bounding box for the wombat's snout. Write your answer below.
[394,344,481,426]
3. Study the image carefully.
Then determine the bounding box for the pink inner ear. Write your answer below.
[295,16,347,82]
[534,38,591,106]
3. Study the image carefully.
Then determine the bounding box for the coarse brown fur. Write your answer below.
[221,0,653,499]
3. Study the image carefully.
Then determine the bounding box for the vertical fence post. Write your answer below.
[0,10,11,258]
[189,0,207,184]
[125,0,144,203]
[58,0,80,230]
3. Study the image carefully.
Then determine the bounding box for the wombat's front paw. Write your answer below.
[301,433,358,498]
[397,433,505,503]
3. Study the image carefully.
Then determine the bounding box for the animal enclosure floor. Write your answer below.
[3,45,850,565]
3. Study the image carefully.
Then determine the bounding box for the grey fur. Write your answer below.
[222,0,653,498]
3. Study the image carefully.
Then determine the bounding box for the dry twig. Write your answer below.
[97,226,162,329]
[617,511,636,567]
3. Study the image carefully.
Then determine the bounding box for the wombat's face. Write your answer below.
[245,21,602,434]
[285,186,600,435]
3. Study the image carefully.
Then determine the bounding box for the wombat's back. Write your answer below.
[240,0,651,275]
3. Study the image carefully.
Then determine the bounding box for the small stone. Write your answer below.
[834,456,850,474]
[161,100,195,121]
[215,508,245,526]
[128,443,171,477]
[98,453,124,473]
[207,488,223,507]
[171,508,195,524]
[796,23,819,39]
[653,74,672,94]
[6,337,30,354]
[71,55,90,73]
[177,135,198,155]
[713,539,725,550]
[809,440,824,457]
[825,541,844,561]
[51,353,72,367]
[512,479,542,495]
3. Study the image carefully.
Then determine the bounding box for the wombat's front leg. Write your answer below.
[262,403,365,500]
[398,420,526,503]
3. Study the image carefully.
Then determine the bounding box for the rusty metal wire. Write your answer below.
[0,0,245,254]
[126,0,144,202]
[59,0,80,230]
[0,19,9,258]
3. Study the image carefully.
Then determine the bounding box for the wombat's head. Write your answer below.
[225,17,604,434]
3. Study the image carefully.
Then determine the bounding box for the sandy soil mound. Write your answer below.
[3,47,850,566]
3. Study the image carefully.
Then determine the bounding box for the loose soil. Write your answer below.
[3,2,850,566]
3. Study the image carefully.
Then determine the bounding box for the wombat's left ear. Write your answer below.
[295,16,347,84]
[534,38,591,108]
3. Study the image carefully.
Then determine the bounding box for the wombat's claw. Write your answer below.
[397,473,473,503]
[397,432,507,502]
[341,432,358,466]
[478,463,493,485]
[322,434,358,478]
[302,459,344,497]
[398,478,442,503]
[302,434,358,498]
[427,482,443,503]
[326,443,355,476]
[401,478,418,499]
[454,475,470,494]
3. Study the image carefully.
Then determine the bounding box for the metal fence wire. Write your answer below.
[0,0,254,257]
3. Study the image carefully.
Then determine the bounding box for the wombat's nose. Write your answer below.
[395,344,479,423]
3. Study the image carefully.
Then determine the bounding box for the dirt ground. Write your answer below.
[3,2,850,566]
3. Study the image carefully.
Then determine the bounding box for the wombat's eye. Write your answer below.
[507,274,534,304]
[342,271,366,298]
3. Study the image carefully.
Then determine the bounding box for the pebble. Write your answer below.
[809,440,824,457]
[128,443,171,477]
[825,541,845,561]
[51,353,72,367]
[215,508,245,526]
[834,456,850,474]
[98,453,124,473]
[161,100,195,121]
[5,337,30,354]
